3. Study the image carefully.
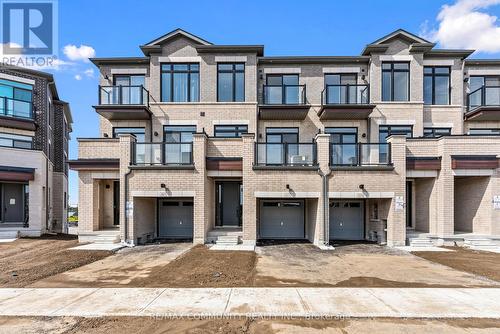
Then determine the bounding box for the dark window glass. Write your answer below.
[164,125,196,142]
[469,128,500,135]
[214,125,248,138]
[161,64,199,102]
[382,62,409,101]
[424,67,450,105]
[265,128,299,143]
[325,127,357,143]
[265,74,300,104]
[112,127,145,142]
[0,132,33,149]
[379,125,413,142]
[423,128,451,137]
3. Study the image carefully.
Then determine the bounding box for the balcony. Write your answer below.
[94,85,151,120]
[131,142,194,168]
[330,143,392,169]
[259,85,310,120]
[319,84,375,120]
[466,86,500,121]
[255,142,317,169]
[0,96,35,131]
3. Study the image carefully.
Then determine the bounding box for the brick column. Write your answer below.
[434,151,454,237]
[192,133,207,244]
[386,135,406,246]
[119,134,134,243]
[314,133,330,246]
[242,133,256,245]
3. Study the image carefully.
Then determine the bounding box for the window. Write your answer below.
[217,63,244,102]
[469,76,500,107]
[469,128,500,135]
[423,127,451,137]
[163,125,196,143]
[325,127,357,143]
[382,62,409,101]
[113,75,146,104]
[0,79,33,118]
[265,74,300,104]
[112,127,145,142]
[161,64,199,102]
[265,127,299,143]
[0,132,32,149]
[379,125,413,142]
[424,67,450,105]
[324,74,359,104]
[214,125,248,138]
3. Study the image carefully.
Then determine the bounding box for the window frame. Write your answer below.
[0,132,33,149]
[163,125,197,143]
[112,127,146,142]
[424,66,451,105]
[381,62,410,102]
[379,125,413,141]
[160,63,200,102]
[324,127,358,143]
[214,124,248,138]
[217,63,245,102]
[468,128,500,136]
[423,127,451,138]
[0,79,34,119]
[265,127,299,143]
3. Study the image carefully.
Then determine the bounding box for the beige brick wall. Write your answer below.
[78,138,121,159]
[207,138,243,157]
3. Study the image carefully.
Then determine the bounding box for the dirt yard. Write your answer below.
[1,316,499,334]
[0,235,112,288]
[254,243,497,287]
[413,247,500,282]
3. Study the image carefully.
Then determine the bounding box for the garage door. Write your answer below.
[158,199,193,238]
[329,200,364,240]
[259,200,304,239]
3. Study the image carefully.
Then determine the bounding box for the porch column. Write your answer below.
[242,133,256,245]
[119,134,134,243]
[434,152,454,238]
[315,133,330,246]
[386,135,406,246]
[192,133,207,245]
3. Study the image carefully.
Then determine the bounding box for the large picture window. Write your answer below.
[217,63,245,102]
[161,64,199,102]
[0,79,33,119]
[382,62,409,101]
[424,67,450,105]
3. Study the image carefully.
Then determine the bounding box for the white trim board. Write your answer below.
[468,69,500,76]
[263,68,301,74]
[158,56,202,62]
[207,171,243,177]
[0,73,35,85]
[212,120,250,125]
[407,170,438,178]
[110,68,147,75]
[214,56,247,62]
[131,190,196,197]
[163,120,198,125]
[452,169,494,176]
[375,119,417,125]
[323,67,362,73]
[379,55,413,61]
[328,191,395,198]
[423,59,455,66]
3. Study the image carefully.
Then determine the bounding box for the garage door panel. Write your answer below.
[329,200,364,240]
[159,200,193,238]
[260,200,304,239]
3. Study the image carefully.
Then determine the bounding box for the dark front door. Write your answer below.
[113,181,120,226]
[2,183,25,223]
[216,182,242,227]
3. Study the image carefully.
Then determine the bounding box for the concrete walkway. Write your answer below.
[0,288,499,318]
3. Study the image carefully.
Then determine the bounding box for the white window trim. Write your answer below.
[323,67,361,73]
[0,73,35,85]
[215,56,247,62]
[263,68,301,74]
[423,59,454,66]
[110,68,147,75]
[467,69,500,75]
[375,119,417,125]
[423,122,454,128]
[379,55,414,61]
[212,120,249,125]
[163,120,198,126]
[158,56,202,62]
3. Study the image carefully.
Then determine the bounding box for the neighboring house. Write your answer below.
[0,65,72,237]
[69,28,500,248]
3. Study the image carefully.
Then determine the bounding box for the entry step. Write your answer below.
[215,235,240,246]
[408,237,434,247]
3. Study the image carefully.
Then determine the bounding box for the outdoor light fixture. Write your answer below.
[359,184,365,190]
[286,184,290,190]
[362,133,366,138]
[103,133,109,138]
[154,131,159,137]
[160,183,166,189]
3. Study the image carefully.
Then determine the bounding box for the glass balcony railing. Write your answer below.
[0,96,33,119]
[255,142,317,166]
[262,85,306,105]
[330,143,391,166]
[132,142,193,166]
[99,85,149,106]
[322,84,370,105]
[467,86,500,111]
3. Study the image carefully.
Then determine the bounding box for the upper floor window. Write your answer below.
[214,125,248,138]
[164,125,196,142]
[325,127,357,143]
[423,127,451,137]
[324,74,361,104]
[379,125,413,142]
[264,74,303,104]
[161,64,199,102]
[217,63,245,102]
[468,128,500,135]
[0,79,33,119]
[382,62,409,102]
[0,132,33,149]
[424,67,450,105]
[266,127,299,143]
[112,127,145,142]
[468,76,500,108]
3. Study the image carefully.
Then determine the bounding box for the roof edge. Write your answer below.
[89,57,150,66]
[259,56,370,64]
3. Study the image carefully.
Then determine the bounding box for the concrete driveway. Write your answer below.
[255,242,497,287]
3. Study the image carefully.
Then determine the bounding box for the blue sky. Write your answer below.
[44,0,500,204]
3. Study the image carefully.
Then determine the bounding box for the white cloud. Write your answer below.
[84,68,94,77]
[0,43,72,70]
[422,0,500,53]
[74,74,82,80]
[63,44,95,62]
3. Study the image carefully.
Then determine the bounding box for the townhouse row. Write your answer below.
[70,29,500,248]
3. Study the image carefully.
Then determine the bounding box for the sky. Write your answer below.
[13,0,500,205]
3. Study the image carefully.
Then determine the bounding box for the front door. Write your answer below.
[2,183,25,223]
[113,181,120,226]
[216,182,242,227]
